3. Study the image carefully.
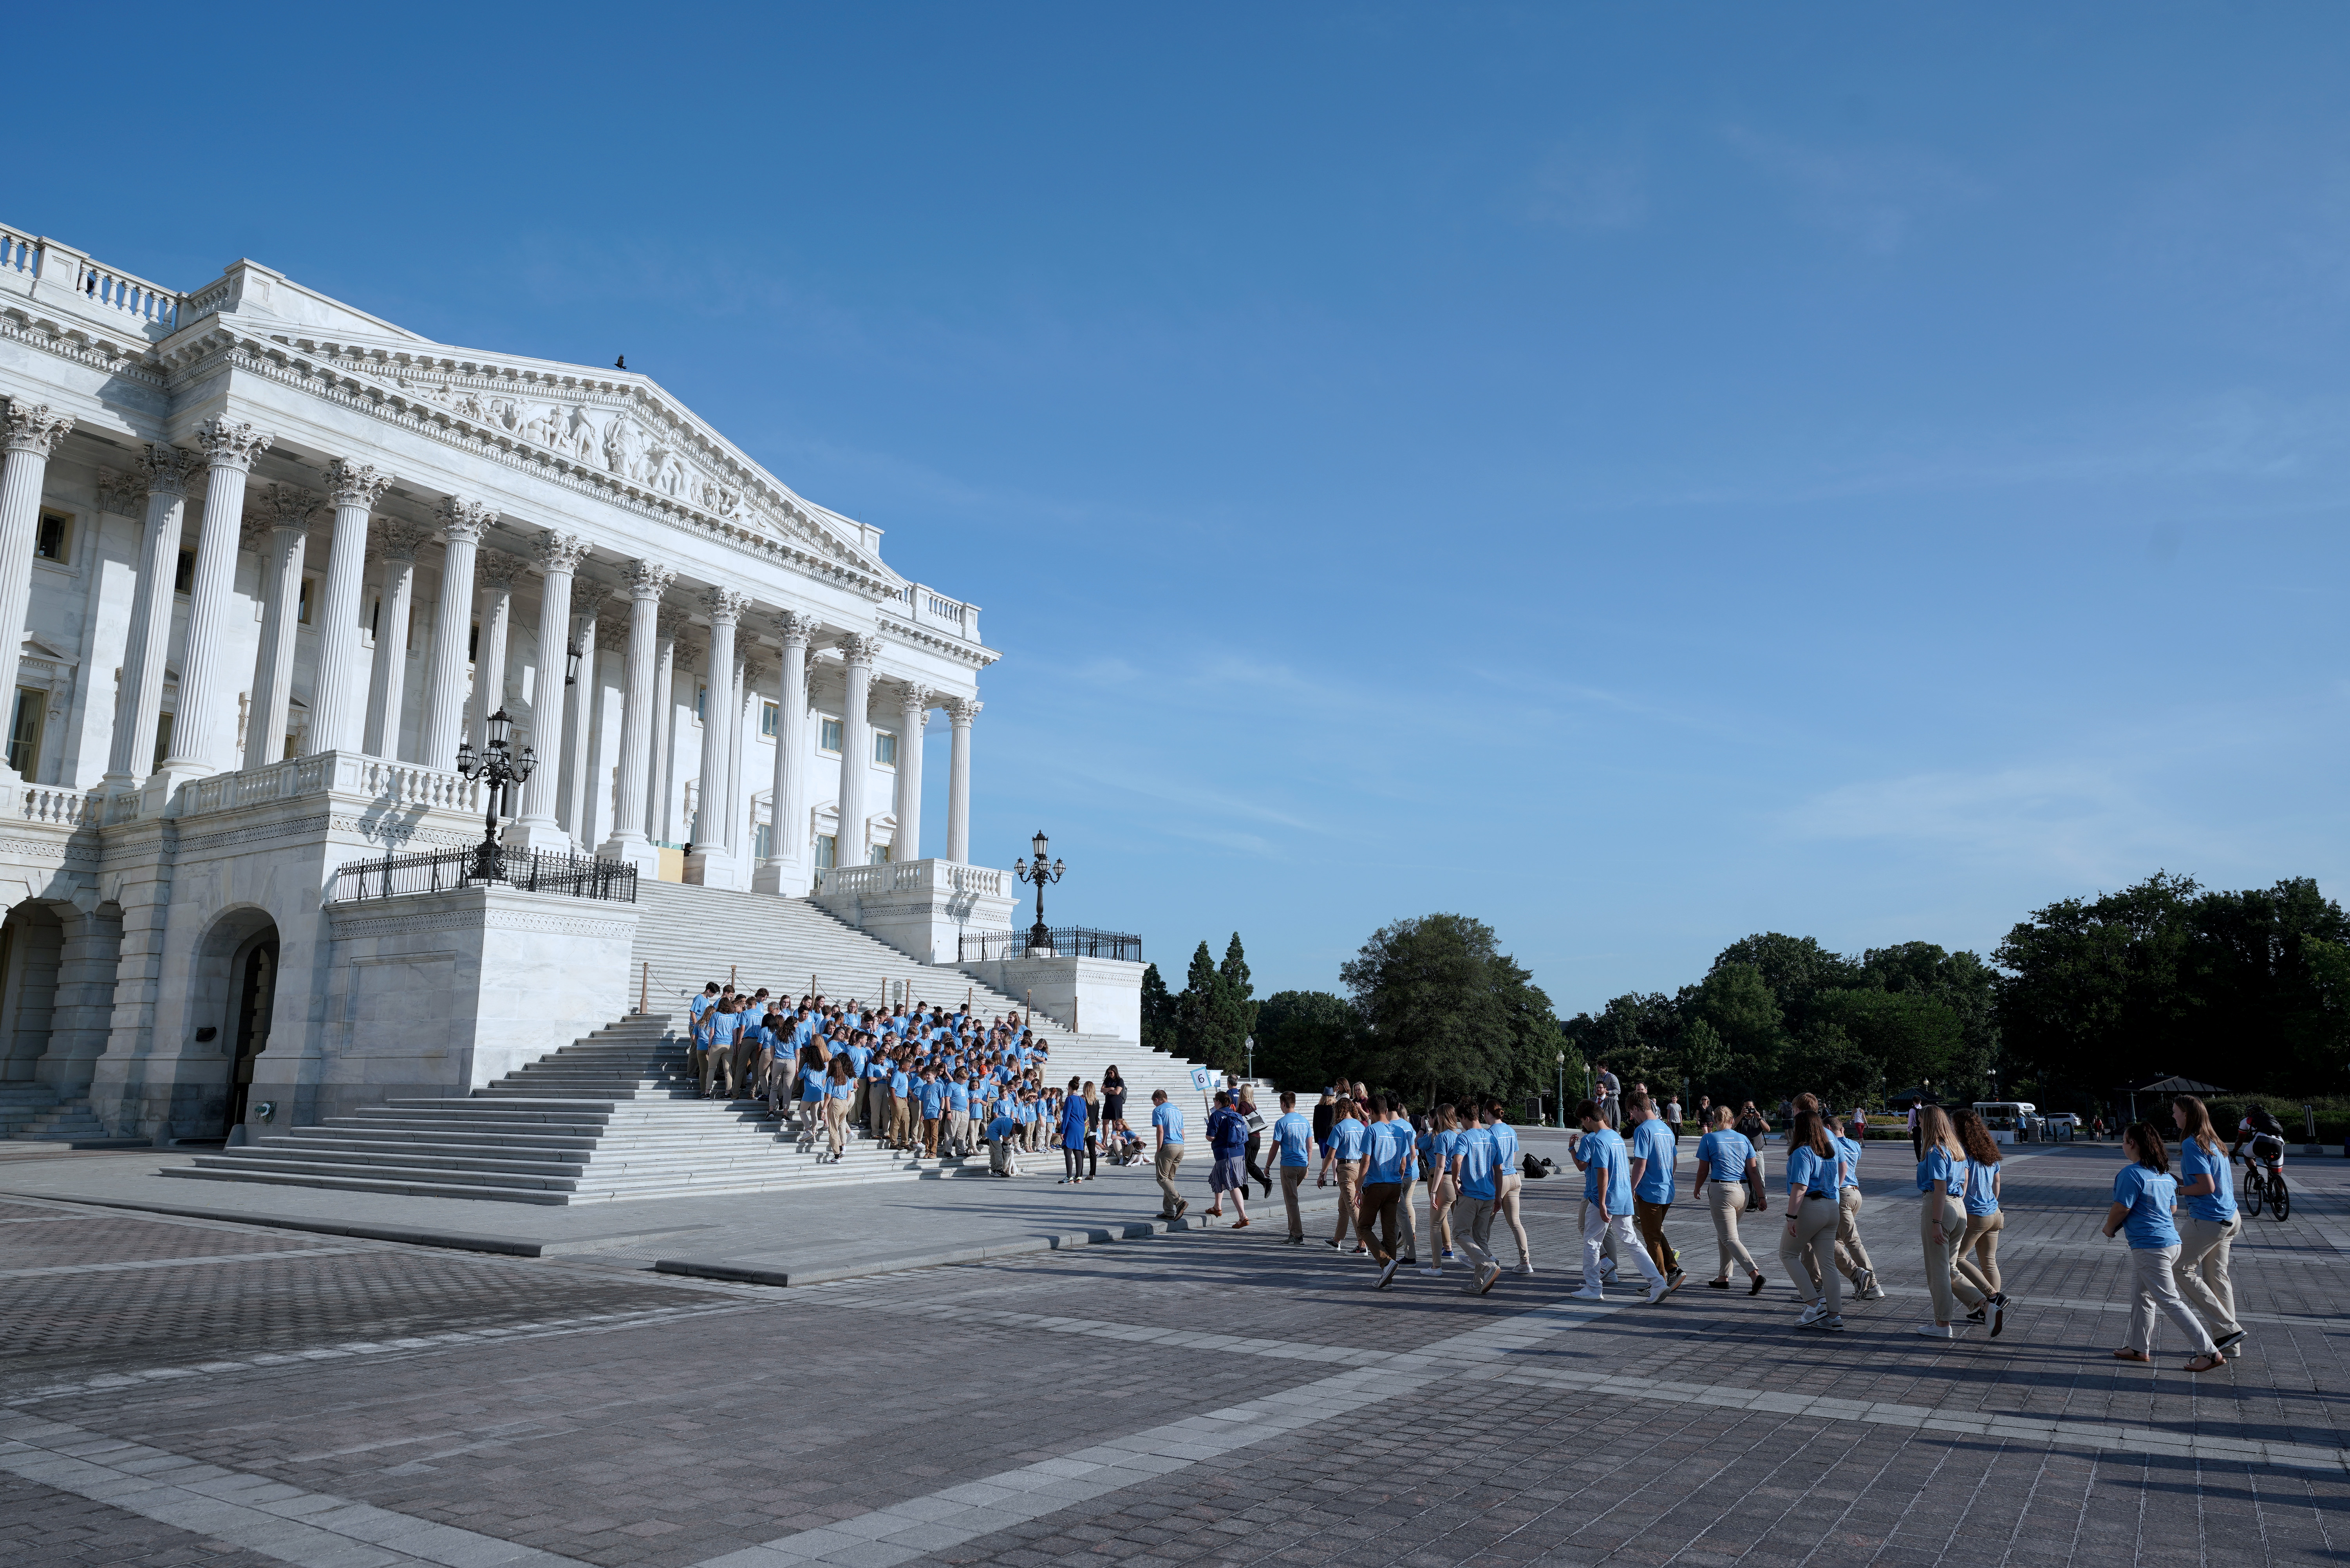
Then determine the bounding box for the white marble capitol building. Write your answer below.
[0,220,1158,1179]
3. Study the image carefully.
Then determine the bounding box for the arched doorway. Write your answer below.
[0,901,63,1084]
[225,933,279,1134]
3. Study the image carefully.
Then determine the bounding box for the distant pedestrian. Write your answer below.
[1058,1077,1090,1185]
[1150,1088,1188,1221]
[1239,1086,1273,1198]
[2104,1122,2223,1372]
[1204,1090,1251,1227]
[1271,1091,1314,1242]
[1593,1062,1622,1128]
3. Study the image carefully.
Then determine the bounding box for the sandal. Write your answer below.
[2183,1353,2223,1373]
[2111,1349,2151,1362]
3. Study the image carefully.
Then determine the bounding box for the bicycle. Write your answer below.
[2238,1141,2290,1221]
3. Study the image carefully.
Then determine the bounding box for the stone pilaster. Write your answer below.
[685,587,750,888]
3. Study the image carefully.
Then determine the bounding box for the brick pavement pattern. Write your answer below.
[2,1145,2344,1567]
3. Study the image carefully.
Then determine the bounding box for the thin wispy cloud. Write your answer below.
[1723,125,1987,255]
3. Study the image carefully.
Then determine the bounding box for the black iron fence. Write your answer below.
[959,926,1141,963]
[329,846,639,905]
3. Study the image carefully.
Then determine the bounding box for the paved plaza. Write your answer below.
[2,1138,2344,1568]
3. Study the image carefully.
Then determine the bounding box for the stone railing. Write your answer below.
[819,857,1009,899]
[888,581,982,644]
[0,221,183,337]
[174,751,484,821]
[19,786,103,827]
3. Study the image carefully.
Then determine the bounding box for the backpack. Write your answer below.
[1521,1153,1553,1179]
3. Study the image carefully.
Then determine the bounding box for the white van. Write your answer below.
[1972,1101,2038,1145]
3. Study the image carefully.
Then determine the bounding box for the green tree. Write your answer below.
[1253,990,1360,1092]
[1139,962,1180,1057]
[1219,933,1261,1045]
[1815,988,1962,1099]
[1175,940,1249,1072]
[1710,933,1860,1036]
[1340,913,1554,1110]
[1683,962,1788,1099]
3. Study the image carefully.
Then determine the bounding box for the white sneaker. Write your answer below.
[1798,1301,1828,1328]
[1419,1266,1443,1278]
[1515,1262,1534,1275]
[1914,1322,1954,1338]
[1600,1262,1621,1283]
[1645,1277,1670,1305]
[1569,1286,1607,1301]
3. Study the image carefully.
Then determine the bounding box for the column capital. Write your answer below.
[702,585,753,626]
[623,558,677,600]
[193,416,271,471]
[436,496,497,543]
[656,605,692,644]
[137,443,202,497]
[533,529,591,576]
[264,483,320,533]
[5,401,74,459]
[839,632,885,668]
[774,608,821,646]
[97,469,148,517]
[476,549,530,589]
[324,457,392,509]
[374,519,437,562]
[949,696,982,725]
[572,586,610,626]
[899,682,937,716]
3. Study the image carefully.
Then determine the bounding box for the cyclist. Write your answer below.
[2230,1103,2288,1192]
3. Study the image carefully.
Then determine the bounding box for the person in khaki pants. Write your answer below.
[1912,1105,1984,1338]
[1269,1091,1315,1243]
[2169,1096,2248,1357]
[1418,1104,1461,1275]
[1950,1109,2011,1335]
[1149,1088,1188,1220]
[1691,1105,1765,1293]
[1827,1115,1881,1300]
[1320,1098,1367,1252]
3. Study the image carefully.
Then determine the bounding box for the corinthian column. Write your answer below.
[560,589,606,842]
[0,404,74,781]
[653,627,691,844]
[419,497,493,770]
[686,587,749,888]
[946,696,980,863]
[362,521,434,760]
[469,551,528,754]
[104,445,199,789]
[310,459,390,756]
[729,654,759,855]
[243,484,317,769]
[156,417,271,786]
[508,531,589,853]
[893,684,934,863]
[752,610,817,895]
[834,634,882,870]
[599,559,673,874]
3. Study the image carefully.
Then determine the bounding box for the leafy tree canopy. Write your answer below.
[1340,913,1555,1110]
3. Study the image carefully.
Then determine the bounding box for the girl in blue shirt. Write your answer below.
[2104,1122,2222,1371]
[1950,1109,2011,1337]
[1779,1109,1844,1329]
[1912,1105,1985,1339]
[1692,1105,1764,1294]
[2168,1096,2246,1357]
[1418,1105,1461,1271]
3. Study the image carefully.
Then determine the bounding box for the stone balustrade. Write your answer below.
[19,785,103,827]
[0,222,183,336]
[821,857,1009,900]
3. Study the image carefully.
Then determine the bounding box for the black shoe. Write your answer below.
[2213,1327,2247,1352]
[1990,1297,2005,1337]
[1966,1306,1988,1324]
[1748,1274,1766,1297]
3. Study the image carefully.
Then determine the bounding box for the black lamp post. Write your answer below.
[454,707,536,884]
[1011,829,1065,954]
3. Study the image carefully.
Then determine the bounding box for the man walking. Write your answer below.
[1593,1062,1622,1128]
[1358,1094,1412,1287]
[1571,1100,1669,1304]
[1321,1098,1367,1253]
[1204,1090,1251,1226]
[1625,1091,1686,1291]
[1448,1105,1504,1295]
[1272,1091,1314,1243]
[1487,1097,1533,1275]
[1150,1088,1188,1221]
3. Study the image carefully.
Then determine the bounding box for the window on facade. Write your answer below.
[7,688,44,777]
[753,822,773,859]
[760,700,778,738]
[150,712,174,773]
[34,510,71,565]
[874,731,897,767]
[175,549,195,595]
[297,574,316,625]
[869,843,891,865]
[819,717,842,753]
[814,833,837,870]
[694,683,707,723]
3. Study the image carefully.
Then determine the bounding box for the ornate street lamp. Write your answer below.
[1556,1051,1566,1129]
[1011,829,1065,955]
[454,707,536,884]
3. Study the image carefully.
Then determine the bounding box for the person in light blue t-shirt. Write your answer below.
[1447,1107,1505,1294]
[1321,1103,1370,1254]
[2104,1121,2221,1370]
[1624,1093,1683,1287]
[1150,1089,1188,1221]
[1949,1109,2010,1333]
[2168,1096,2246,1356]
[1568,1101,1665,1304]
[1692,1105,1764,1293]
[1778,1109,1845,1331]
[1269,1092,1316,1243]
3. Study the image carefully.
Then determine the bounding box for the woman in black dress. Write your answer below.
[1101,1065,1126,1142]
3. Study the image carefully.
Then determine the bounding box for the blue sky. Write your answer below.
[17,6,2350,1012]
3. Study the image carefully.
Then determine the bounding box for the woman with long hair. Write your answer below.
[2170,1096,2247,1358]
[1100,1065,1126,1133]
[1778,1108,1845,1329]
[2105,1122,2223,1371]
[1694,1104,1766,1293]
[822,1054,855,1163]
[1913,1105,1985,1338]
[1949,1109,2012,1337]
[1416,1103,1460,1275]
[1082,1080,1103,1179]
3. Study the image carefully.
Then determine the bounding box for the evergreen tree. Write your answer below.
[1175,940,1249,1072]
[1219,932,1260,1046]
[1139,962,1180,1057]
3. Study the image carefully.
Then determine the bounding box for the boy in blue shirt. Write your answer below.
[1624,1092,1685,1290]
[1270,1091,1315,1243]
[1357,1095,1414,1286]
[1570,1100,1668,1304]
[1447,1105,1503,1295]
[985,1109,1023,1177]
[1150,1088,1188,1220]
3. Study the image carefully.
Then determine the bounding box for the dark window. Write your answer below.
[174,549,195,594]
[34,510,70,564]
